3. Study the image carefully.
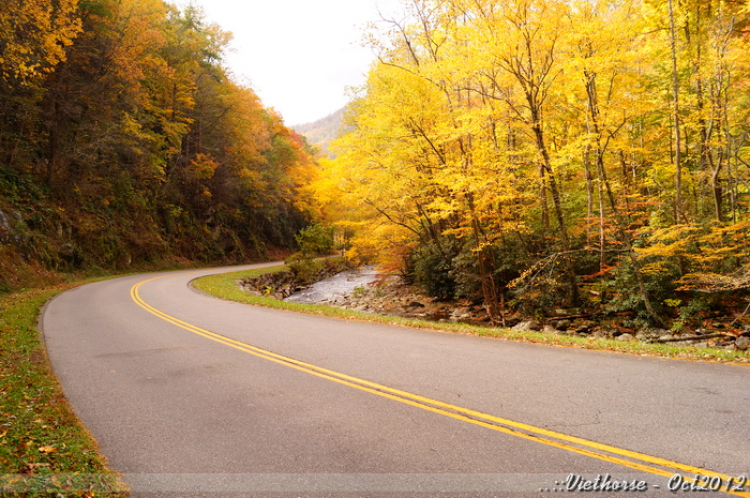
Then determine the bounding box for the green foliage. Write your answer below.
[678,298,711,321]
[593,255,675,325]
[407,240,458,301]
[449,249,483,301]
[295,223,335,257]
[508,253,573,317]
[284,253,324,285]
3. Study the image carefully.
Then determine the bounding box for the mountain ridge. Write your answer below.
[292,107,346,156]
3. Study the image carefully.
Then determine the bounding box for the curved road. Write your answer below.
[42,263,750,497]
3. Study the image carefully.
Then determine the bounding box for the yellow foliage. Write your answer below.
[303,0,750,309]
[187,154,219,180]
[0,0,82,83]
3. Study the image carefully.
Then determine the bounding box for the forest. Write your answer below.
[0,0,319,291]
[315,0,750,329]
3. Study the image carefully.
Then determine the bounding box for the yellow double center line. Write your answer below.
[131,274,748,496]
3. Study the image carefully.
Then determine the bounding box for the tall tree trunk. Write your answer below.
[529,112,580,305]
[668,0,683,222]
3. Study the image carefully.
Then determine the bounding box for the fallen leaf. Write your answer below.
[38,446,56,454]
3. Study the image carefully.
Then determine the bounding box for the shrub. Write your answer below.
[295,224,335,257]
[284,252,324,285]
[407,240,458,300]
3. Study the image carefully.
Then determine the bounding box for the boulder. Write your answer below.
[636,327,669,341]
[592,330,615,339]
[449,309,471,322]
[511,320,542,332]
[616,333,637,342]
[736,336,750,351]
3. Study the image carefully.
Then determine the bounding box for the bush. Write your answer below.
[284,252,324,285]
[407,240,458,300]
[295,224,335,257]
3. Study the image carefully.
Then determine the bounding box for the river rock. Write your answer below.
[636,327,669,341]
[511,320,541,332]
[59,243,75,257]
[592,329,615,339]
[450,309,471,322]
[736,336,750,351]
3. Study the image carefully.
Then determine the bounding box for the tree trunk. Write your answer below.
[668,0,683,222]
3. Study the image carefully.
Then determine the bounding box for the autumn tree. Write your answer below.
[321,0,750,325]
[0,0,318,273]
[0,0,82,84]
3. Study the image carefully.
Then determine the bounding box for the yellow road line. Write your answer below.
[131,274,749,496]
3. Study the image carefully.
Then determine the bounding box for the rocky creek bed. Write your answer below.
[239,265,750,352]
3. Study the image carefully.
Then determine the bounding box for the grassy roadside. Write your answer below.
[0,277,130,496]
[193,266,750,366]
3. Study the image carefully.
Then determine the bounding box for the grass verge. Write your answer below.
[193,266,750,366]
[0,278,131,497]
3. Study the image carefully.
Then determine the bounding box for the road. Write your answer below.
[42,262,750,497]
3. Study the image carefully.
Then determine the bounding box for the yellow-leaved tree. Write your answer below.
[0,0,82,84]
[312,0,750,326]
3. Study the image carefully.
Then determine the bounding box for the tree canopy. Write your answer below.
[316,0,750,326]
[0,0,321,289]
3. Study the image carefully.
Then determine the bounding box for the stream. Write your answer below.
[283,266,379,304]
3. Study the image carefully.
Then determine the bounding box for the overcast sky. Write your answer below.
[184,0,404,126]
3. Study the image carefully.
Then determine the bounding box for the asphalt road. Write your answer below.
[42,263,750,497]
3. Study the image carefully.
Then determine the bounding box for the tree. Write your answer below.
[0,0,81,84]
[320,0,750,324]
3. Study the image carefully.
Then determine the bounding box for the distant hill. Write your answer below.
[292,107,346,156]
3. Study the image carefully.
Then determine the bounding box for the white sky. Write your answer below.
[185,0,404,126]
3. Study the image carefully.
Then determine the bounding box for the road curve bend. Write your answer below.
[42,263,750,497]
